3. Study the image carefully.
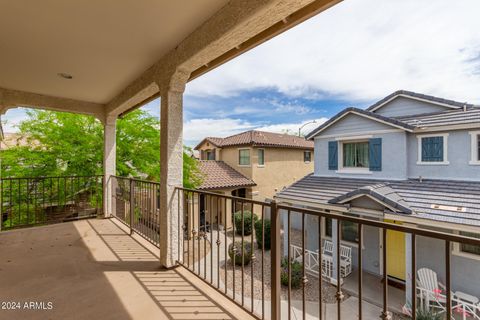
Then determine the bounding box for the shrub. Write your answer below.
[280,257,303,289]
[233,211,258,236]
[254,219,271,250]
[416,309,442,320]
[228,241,253,266]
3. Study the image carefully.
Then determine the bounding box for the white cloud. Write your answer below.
[1,108,29,133]
[186,0,480,103]
[183,117,328,146]
[257,118,328,136]
[183,118,256,144]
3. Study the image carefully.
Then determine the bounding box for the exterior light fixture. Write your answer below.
[58,73,73,80]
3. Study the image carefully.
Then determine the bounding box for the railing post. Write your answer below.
[270,200,280,320]
[129,179,134,235]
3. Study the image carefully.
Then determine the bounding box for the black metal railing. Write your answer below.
[0,175,103,230]
[110,176,160,246]
[176,187,480,320]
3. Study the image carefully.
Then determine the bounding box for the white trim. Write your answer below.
[414,123,480,133]
[368,93,461,113]
[303,150,312,163]
[337,193,403,213]
[338,139,372,173]
[416,133,449,165]
[309,110,411,138]
[335,134,373,141]
[383,213,480,233]
[469,131,480,165]
[316,129,403,140]
[336,169,372,175]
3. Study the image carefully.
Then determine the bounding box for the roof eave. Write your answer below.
[306,109,413,140]
[328,189,413,215]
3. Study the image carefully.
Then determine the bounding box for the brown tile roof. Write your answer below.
[197,161,256,190]
[195,130,314,150]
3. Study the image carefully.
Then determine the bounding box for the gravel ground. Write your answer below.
[219,229,349,303]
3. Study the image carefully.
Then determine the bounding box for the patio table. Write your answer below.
[454,291,480,320]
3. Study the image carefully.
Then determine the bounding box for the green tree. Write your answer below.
[1,109,202,187]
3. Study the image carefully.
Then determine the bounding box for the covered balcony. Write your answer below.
[1,1,480,320]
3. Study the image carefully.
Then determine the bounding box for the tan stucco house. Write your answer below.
[193,130,313,228]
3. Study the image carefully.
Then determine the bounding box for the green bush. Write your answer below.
[228,241,253,266]
[254,219,271,250]
[280,257,303,289]
[233,211,258,236]
[416,309,442,320]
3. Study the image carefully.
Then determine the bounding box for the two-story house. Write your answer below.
[194,130,314,228]
[276,90,480,311]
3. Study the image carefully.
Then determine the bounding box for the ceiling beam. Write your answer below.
[0,87,105,120]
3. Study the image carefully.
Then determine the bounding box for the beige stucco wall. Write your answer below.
[195,142,314,217]
[197,142,221,160]
[218,146,313,202]
[219,147,253,178]
[250,147,313,201]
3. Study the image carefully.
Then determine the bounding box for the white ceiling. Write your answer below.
[0,0,228,104]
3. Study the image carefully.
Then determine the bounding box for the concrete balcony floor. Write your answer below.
[0,218,256,320]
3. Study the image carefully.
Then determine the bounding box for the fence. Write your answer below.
[0,175,103,230]
[175,187,480,320]
[110,176,160,246]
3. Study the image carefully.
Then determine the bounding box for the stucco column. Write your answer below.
[103,115,116,217]
[158,72,187,268]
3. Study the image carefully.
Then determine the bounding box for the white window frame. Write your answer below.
[238,148,251,167]
[452,230,480,261]
[336,138,372,174]
[469,131,480,165]
[303,150,312,163]
[257,148,265,167]
[416,133,449,165]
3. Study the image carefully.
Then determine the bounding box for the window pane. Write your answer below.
[342,221,358,243]
[325,218,332,237]
[258,149,264,165]
[207,150,215,160]
[304,151,311,162]
[325,218,358,243]
[239,149,250,165]
[460,231,480,255]
[343,142,369,168]
[477,135,480,161]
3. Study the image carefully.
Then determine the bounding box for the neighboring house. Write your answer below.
[276,90,480,307]
[193,130,314,228]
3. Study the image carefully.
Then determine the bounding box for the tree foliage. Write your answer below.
[1,109,202,187]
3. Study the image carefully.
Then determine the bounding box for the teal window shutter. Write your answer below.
[328,141,338,170]
[421,136,443,162]
[369,138,382,171]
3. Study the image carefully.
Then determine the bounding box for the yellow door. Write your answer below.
[385,220,406,281]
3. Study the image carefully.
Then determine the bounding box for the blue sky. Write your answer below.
[3,0,480,147]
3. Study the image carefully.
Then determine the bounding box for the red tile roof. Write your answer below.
[197,161,256,190]
[195,130,313,150]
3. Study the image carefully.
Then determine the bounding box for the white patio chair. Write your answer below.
[321,240,352,277]
[417,268,448,312]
